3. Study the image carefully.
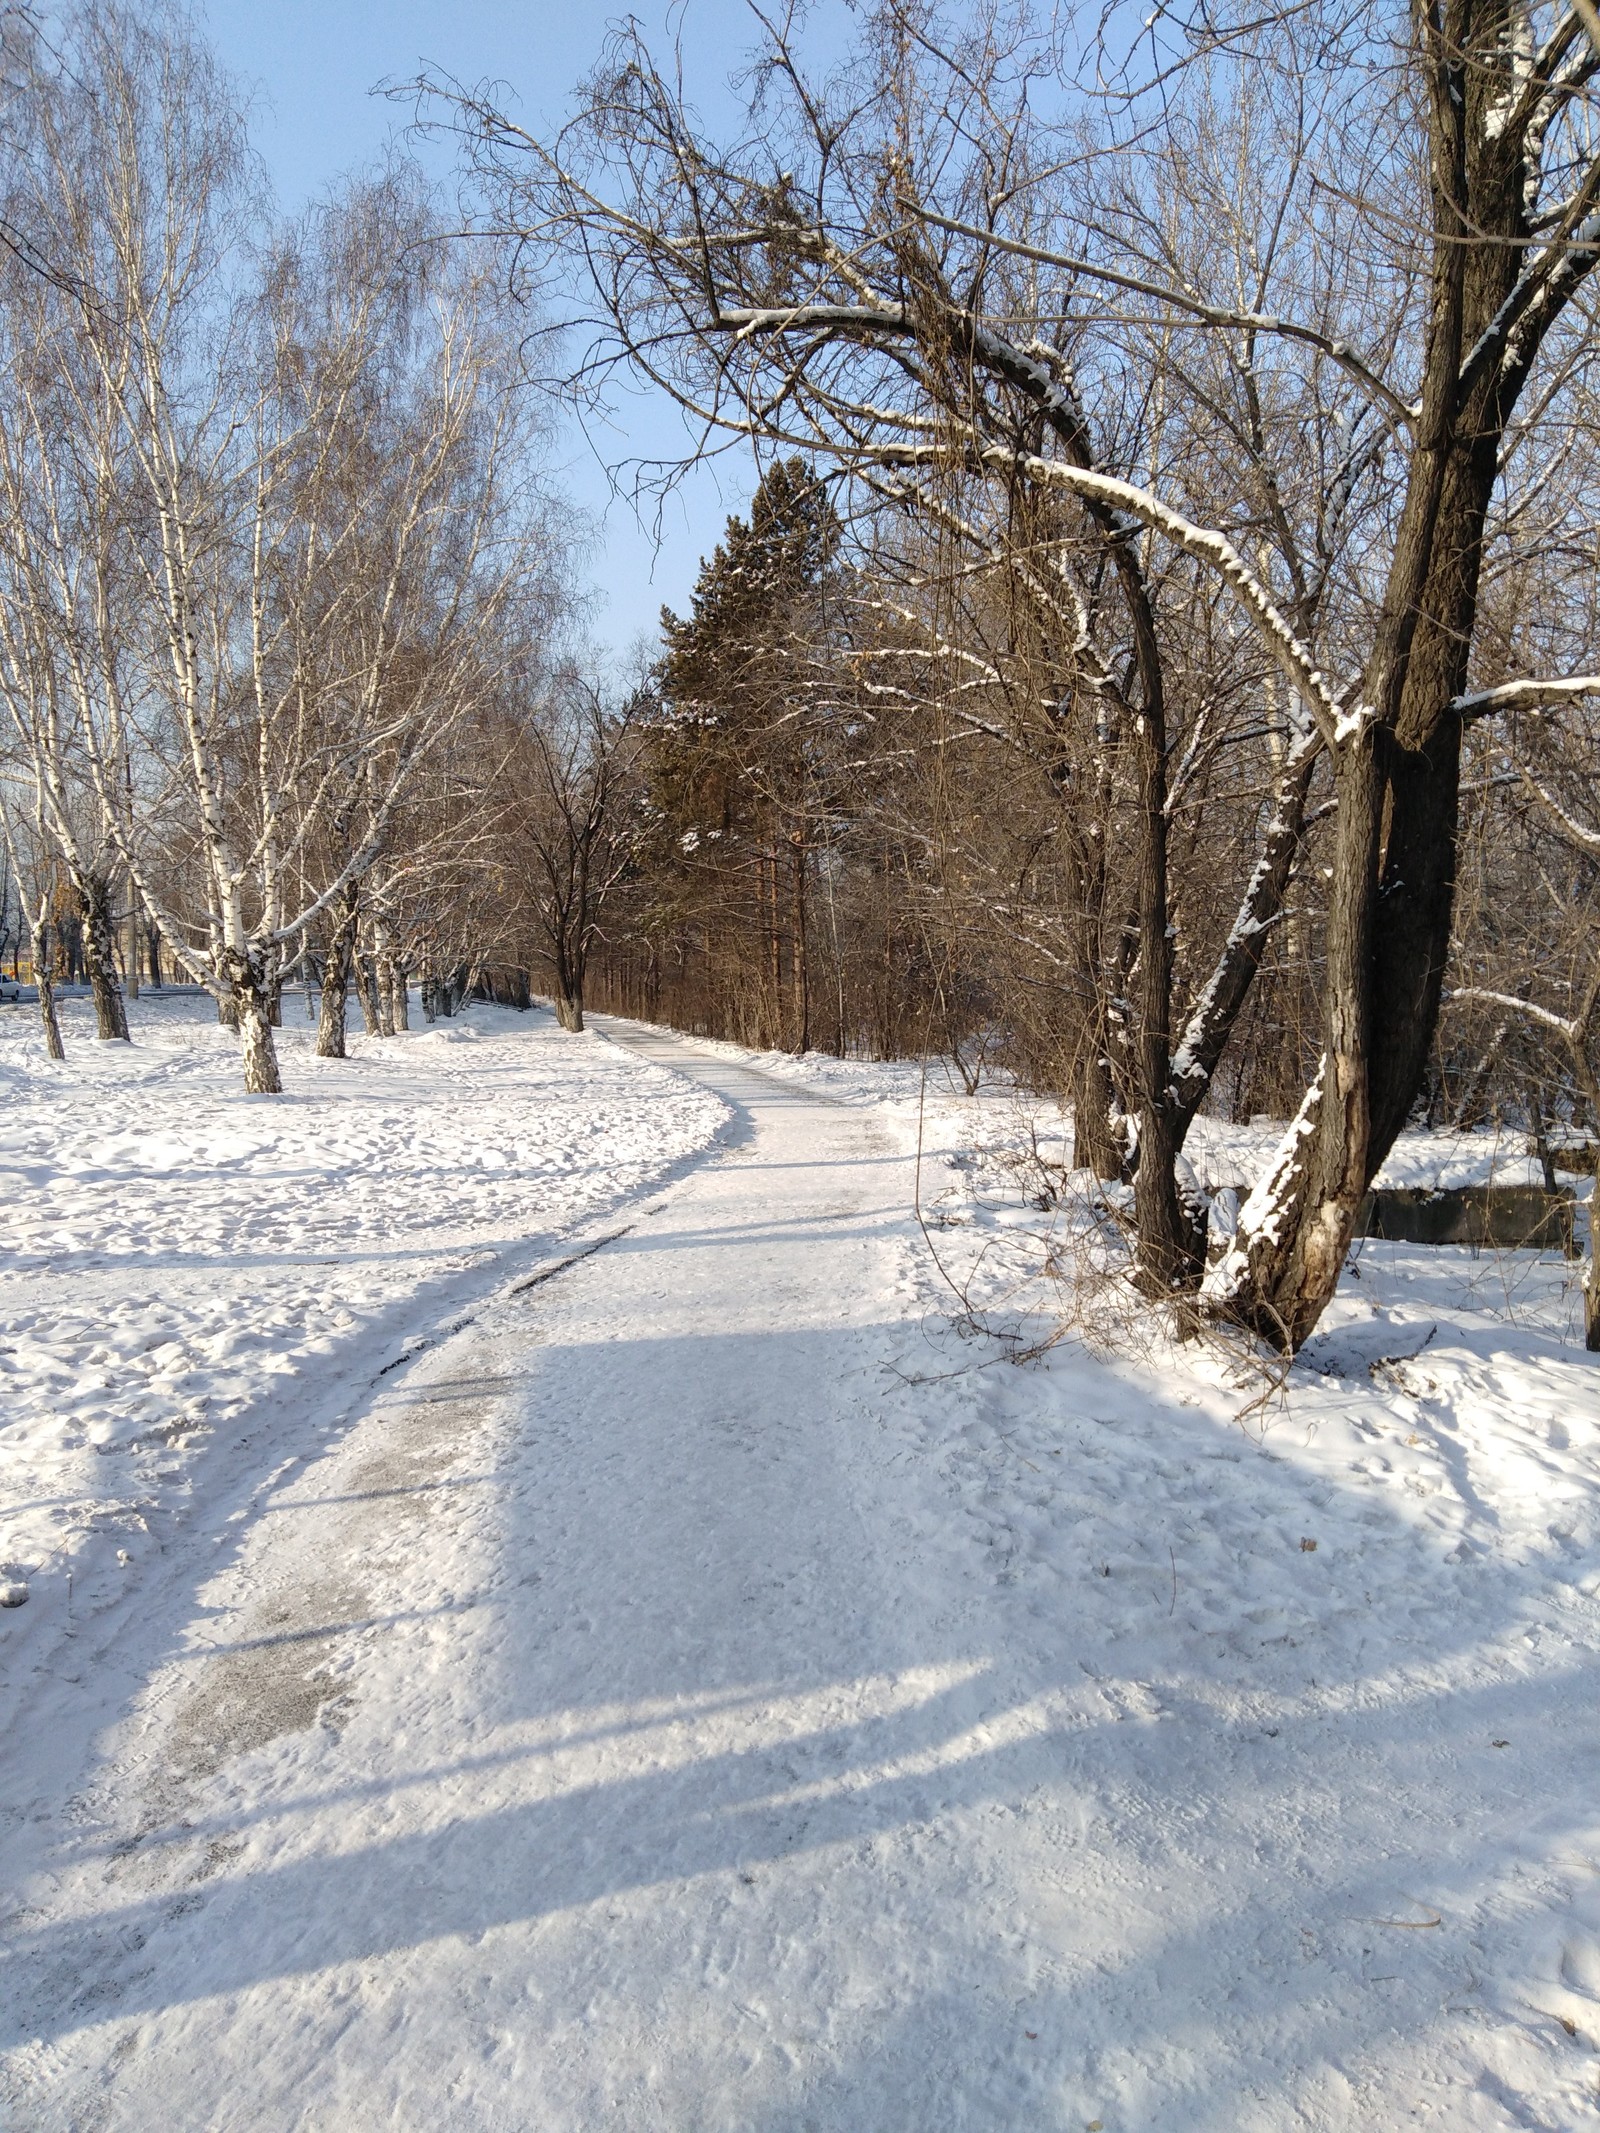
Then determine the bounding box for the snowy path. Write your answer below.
[3,1031,986,2127]
[5,1027,1600,2129]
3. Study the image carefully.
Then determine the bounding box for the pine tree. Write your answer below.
[648,458,839,1049]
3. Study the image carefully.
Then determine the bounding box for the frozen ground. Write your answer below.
[2,1007,1599,2129]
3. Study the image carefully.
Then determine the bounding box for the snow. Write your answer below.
[1184,1105,1579,1195]
[0,990,727,1723]
[2,1011,1599,2128]
[1332,699,1372,745]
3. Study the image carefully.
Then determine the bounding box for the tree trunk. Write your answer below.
[1056,745,1125,1180]
[372,957,394,1037]
[1213,738,1384,1349]
[317,901,358,1059]
[764,848,782,1048]
[146,921,163,989]
[1211,17,1545,1351]
[226,949,283,1094]
[1525,1076,1559,1192]
[32,919,64,1062]
[1125,613,1192,1295]
[388,959,410,1031]
[352,945,381,1035]
[790,831,810,1054]
[1070,1041,1123,1179]
[1564,1054,1600,1355]
[78,871,129,1041]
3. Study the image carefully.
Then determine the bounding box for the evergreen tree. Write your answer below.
[646,458,840,1049]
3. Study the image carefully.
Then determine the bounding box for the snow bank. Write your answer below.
[828,1067,1600,2120]
[0,992,726,1681]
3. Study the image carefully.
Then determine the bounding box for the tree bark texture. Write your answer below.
[316,900,358,1059]
[226,948,283,1094]
[78,871,129,1042]
[353,947,383,1036]
[32,919,64,1061]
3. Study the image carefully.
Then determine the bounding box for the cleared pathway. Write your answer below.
[1,1030,1069,2130]
[8,1027,1577,2130]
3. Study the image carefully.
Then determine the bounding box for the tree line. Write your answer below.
[6,0,1597,1355]
[430,0,1600,1351]
[0,2,582,1091]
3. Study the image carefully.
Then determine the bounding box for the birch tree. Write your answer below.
[5,8,563,1091]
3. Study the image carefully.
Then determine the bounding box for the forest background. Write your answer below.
[2,0,1599,1357]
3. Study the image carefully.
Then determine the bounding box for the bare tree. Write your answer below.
[0,10,567,1091]
[431,0,1600,1344]
[494,673,639,1032]
[0,763,65,1058]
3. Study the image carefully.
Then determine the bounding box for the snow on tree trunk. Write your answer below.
[1201,1055,1327,1335]
[555,988,584,1032]
[226,950,283,1094]
[317,913,354,1060]
[1215,730,1384,1350]
[1167,731,1318,1137]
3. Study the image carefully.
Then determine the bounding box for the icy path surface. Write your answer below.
[4,1026,1600,2129]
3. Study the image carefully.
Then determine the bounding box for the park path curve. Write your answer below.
[1,1027,1070,2131]
[8,1025,1560,2130]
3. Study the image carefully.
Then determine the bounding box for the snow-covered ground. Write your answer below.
[3,1006,1599,2128]
[0,991,727,1724]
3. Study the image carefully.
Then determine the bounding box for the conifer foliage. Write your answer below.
[643,459,842,1050]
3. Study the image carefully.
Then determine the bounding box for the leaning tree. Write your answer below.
[429,0,1600,1345]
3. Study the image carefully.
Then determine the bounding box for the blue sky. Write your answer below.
[202,1,789,664]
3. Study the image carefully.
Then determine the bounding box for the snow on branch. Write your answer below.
[873,443,1347,747]
[1458,186,1600,402]
[720,302,909,340]
[1445,987,1580,1040]
[1452,673,1600,720]
[1167,720,1322,1124]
